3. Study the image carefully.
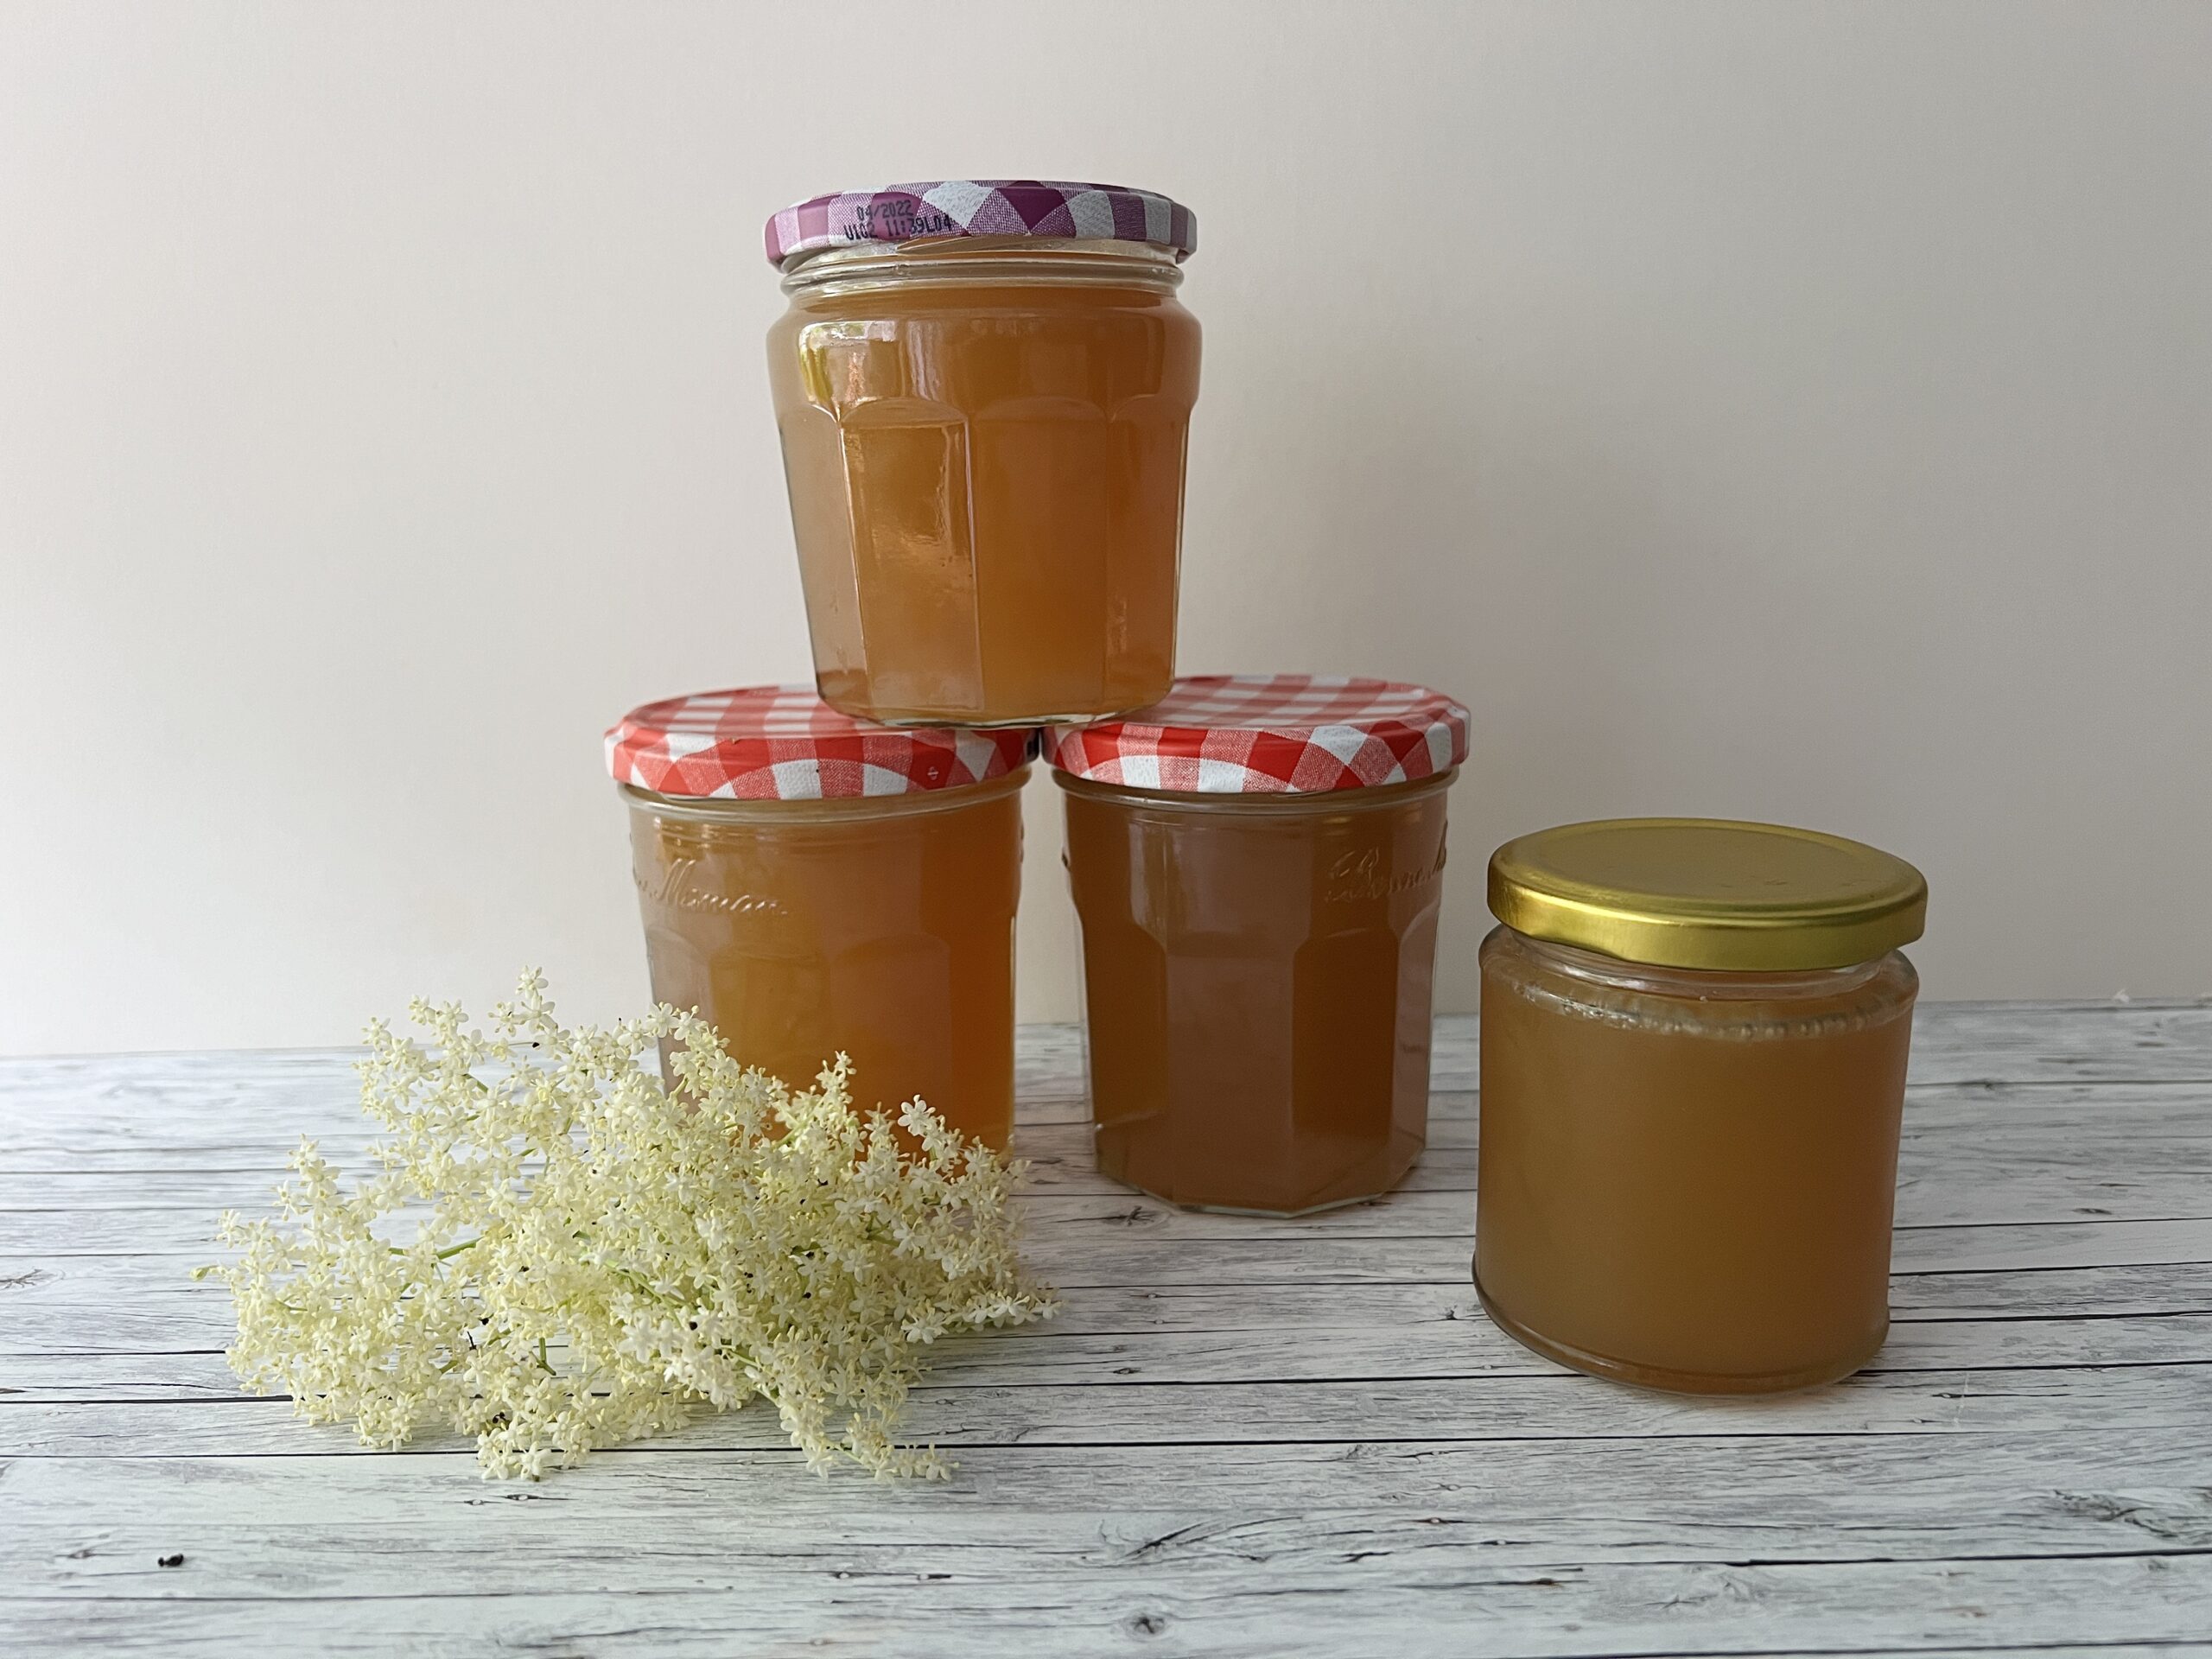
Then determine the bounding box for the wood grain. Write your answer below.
[3,1004,2209,1656]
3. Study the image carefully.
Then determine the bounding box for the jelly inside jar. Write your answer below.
[1061,773,1451,1215]
[769,252,1199,727]
[624,772,1026,1150]
[1475,930,1918,1393]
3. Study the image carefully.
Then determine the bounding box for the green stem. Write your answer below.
[393,1238,481,1262]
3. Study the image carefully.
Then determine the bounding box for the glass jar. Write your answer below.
[764,181,1201,728]
[1474,818,1928,1394]
[1048,676,1468,1216]
[607,687,1030,1151]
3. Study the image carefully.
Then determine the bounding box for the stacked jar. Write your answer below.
[603,180,1465,1198]
[607,690,1031,1148]
[1046,676,1465,1214]
[766,181,1199,727]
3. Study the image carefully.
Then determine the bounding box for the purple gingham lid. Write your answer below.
[766,180,1197,269]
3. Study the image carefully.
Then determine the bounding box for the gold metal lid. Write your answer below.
[1487,818,1927,972]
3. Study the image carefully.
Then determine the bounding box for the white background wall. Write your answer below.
[3,1,2208,1054]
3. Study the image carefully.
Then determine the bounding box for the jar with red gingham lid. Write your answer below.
[607,685,1033,1150]
[764,181,1200,728]
[1044,675,1470,1214]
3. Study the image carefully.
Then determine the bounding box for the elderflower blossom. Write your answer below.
[195,972,1055,1478]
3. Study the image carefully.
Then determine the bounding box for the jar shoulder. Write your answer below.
[1480,925,1919,1036]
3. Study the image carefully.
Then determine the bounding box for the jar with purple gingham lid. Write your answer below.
[764,181,1202,728]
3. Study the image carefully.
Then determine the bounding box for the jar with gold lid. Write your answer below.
[1475,818,1928,1394]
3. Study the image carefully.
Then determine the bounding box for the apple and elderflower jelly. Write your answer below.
[1476,819,1929,1394]
[606,687,1028,1150]
[765,181,1200,727]
[1049,677,1469,1216]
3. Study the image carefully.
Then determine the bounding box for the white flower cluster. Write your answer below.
[198,973,1055,1479]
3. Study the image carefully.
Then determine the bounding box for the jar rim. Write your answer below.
[1492,928,1896,999]
[621,766,1028,822]
[779,237,1184,296]
[1488,817,1927,973]
[1056,767,1456,811]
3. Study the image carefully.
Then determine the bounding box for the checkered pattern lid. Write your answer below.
[1044,676,1469,795]
[766,180,1197,268]
[607,686,1032,802]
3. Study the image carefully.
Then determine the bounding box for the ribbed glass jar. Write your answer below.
[768,238,1199,728]
[623,770,1027,1150]
[1060,771,1452,1216]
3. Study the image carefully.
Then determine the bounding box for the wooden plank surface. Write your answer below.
[3,1002,2209,1656]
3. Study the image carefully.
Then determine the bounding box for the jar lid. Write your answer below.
[1044,675,1469,796]
[607,686,1031,802]
[766,180,1197,269]
[1488,818,1928,972]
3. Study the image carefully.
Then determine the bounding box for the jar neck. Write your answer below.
[1054,767,1456,816]
[780,237,1185,298]
[620,766,1028,825]
[1507,930,1885,1001]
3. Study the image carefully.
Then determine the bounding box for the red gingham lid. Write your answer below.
[607,686,1032,802]
[1045,676,1469,796]
[766,180,1197,269]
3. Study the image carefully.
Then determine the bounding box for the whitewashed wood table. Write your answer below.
[3,1004,2210,1656]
